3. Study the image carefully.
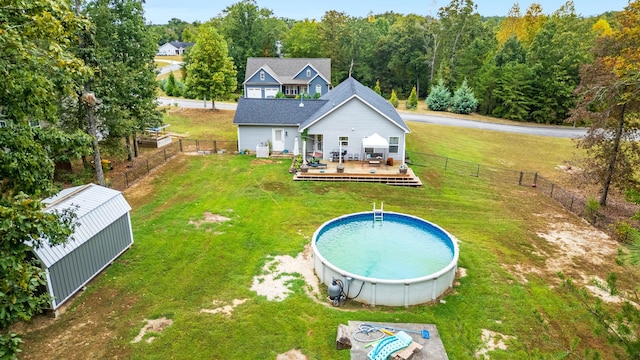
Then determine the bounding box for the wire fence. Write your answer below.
[413,151,637,233]
[107,138,237,191]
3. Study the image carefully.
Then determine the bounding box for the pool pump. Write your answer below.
[328,278,346,306]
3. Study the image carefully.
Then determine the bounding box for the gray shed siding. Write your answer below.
[47,214,133,308]
[306,98,406,161]
[237,125,300,153]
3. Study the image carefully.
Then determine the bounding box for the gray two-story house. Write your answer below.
[234,77,410,163]
[243,58,331,99]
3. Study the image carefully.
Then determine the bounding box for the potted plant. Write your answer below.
[300,163,309,173]
[337,163,345,173]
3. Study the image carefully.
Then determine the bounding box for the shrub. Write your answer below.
[406,86,418,110]
[426,79,451,111]
[584,196,601,224]
[389,89,399,108]
[451,80,478,114]
[612,221,640,244]
[373,80,381,95]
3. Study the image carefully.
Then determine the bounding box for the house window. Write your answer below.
[306,69,311,77]
[284,86,298,96]
[339,136,348,146]
[315,84,321,96]
[389,137,399,153]
[260,71,265,81]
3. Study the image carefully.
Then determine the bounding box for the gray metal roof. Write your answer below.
[300,77,410,133]
[244,58,331,85]
[35,184,132,268]
[233,97,327,126]
[168,41,194,49]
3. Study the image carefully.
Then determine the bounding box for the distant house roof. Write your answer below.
[244,58,331,85]
[301,77,410,133]
[167,41,194,49]
[233,98,327,126]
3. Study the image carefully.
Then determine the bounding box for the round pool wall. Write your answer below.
[312,211,459,307]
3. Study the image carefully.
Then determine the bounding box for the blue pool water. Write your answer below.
[315,213,455,280]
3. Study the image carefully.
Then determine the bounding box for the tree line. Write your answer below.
[154,0,622,125]
[1,0,159,356]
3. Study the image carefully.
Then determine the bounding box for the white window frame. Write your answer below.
[339,136,349,146]
[315,84,321,96]
[389,137,399,153]
[306,69,311,77]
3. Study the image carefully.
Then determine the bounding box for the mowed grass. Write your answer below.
[163,108,237,139]
[22,111,623,359]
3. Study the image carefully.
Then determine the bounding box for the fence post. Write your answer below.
[179,138,183,152]
[519,171,523,186]
[146,159,150,174]
[532,172,538,187]
[213,140,217,153]
[475,164,480,177]
[164,148,167,161]
[570,196,574,212]
[444,157,448,171]
[550,183,554,197]
[196,139,199,152]
[125,172,129,188]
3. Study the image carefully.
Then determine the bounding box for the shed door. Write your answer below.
[247,88,262,98]
[272,129,285,152]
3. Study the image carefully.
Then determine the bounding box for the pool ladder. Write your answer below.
[373,202,384,221]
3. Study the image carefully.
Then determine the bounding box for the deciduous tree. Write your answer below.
[569,0,640,207]
[185,24,238,109]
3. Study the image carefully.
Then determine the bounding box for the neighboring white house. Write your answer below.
[157,41,194,56]
[233,77,410,163]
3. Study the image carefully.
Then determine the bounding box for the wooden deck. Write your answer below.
[293,161,422,187]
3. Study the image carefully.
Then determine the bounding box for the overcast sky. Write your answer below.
[144,0,630,25]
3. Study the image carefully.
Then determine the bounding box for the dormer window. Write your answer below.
[260,71,265,81]
[306,69,311,77]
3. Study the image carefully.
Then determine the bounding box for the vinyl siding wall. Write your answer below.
[47,214,133,309]
[306,98,406,161]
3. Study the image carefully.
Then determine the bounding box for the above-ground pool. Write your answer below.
[312,211,459,307]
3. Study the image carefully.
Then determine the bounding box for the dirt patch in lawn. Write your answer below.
[276,349,308,360]
[200,298,249,316]
[131,317,174,344]
[189,211,232,228]
[251,244,320,302]
[475,329,515,358]
[505,213,621,301]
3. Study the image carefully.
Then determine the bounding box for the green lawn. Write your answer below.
[20,115,626,359]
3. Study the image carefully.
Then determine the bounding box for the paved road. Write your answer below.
[157,97,588,139]
[156,60,182,76]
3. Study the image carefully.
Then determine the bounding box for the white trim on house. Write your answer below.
[243,66,281,85]
[301,95,409,133]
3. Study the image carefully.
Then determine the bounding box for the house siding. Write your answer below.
[244,70,281,98]
[47,214,133,309]
[306,98,406,161]
[237,125,300,153]
[308,76,329,98]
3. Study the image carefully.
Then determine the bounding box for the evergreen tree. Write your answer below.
[406,86,418,109]
[389,89,399,108]
[451,80,478,114]
[426,79,451,111]
[374,80,382,95]
[166,71,179,96]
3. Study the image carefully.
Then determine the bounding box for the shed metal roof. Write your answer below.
[35,184,131,268]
